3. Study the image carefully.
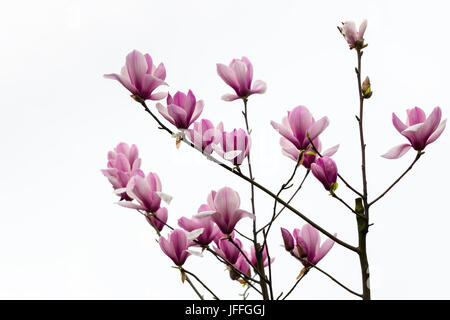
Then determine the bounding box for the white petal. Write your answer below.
[224,150,242,160]
[187,249,204,257]
[186,228,204,240]
[113,187,127,195]
[156,191,173,204]
[194,210,215,218]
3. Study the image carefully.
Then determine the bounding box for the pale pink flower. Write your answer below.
[101,142,144,200]
[382,107,446,159]
[217,57,266,101]
[104,50,167,101]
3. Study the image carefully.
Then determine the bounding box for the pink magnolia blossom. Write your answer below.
[214,127,251,166]
[249,245,274,268]
[159,229,195,266]
[217,57,266,101]
[234,254,251,277]
[185,119,222,155]
[198,187,254,235]
[178,207,219,246]
[382,107,446,159]
[286,224,336,266]
[340,20,367,50]
[271,106,329,152]
[146,207,168,232]
[104,50,167,101]
[118,172,163,213]
[214,236,243,265]
[311,157,338,191]
[101,142,144,200]
[156,90,204,130]
[280,136,339,169]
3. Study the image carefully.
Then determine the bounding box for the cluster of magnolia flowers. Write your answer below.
[102,19,446,289]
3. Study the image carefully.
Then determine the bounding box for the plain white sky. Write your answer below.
[0,0,449,299]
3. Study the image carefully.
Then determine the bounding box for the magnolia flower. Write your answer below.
[249,245,274,268]
[382,107,446,159]
[104,50,167,101]
[185,119,222,155]
[233,254,251,278]
[311,157,338,191]
[280,136,339,169]
[217,56,266,101]
[178,209,219,246]
[197,187,254,235]
[271,106,329,152]
[213,127,251,166]
[339,20,367,50]
[214,237,243,265]
[118,172,170,213]
[146,207,168,232]
[283,224,336,267]
[156,90,204,130]
[101,142,144,200]
[159,229,203,266]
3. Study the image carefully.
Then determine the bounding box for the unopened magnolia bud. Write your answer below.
[362,76,372,98]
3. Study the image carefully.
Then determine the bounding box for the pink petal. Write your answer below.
[221,93,240,101]
[392,113,408,134]
[381,143,412,159]
[125,50,148,91]
[156,103,175,125]
[189,100,204,126]
[250,80,267,94]
[217,63,238,92]
[426,119,446,145]
[307,116,329,141]
[322,144,339,157]
[149,91,168,101]
[271,121,300,148]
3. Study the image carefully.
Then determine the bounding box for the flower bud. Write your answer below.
[362,76,372,98]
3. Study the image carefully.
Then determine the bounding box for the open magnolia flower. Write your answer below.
[271,106,329,152]
[117,172,172,213]
[212,126,251,166]
[382,106,446,159]
[156,90,204,130]
[101,142,144,200]
[159,228,204,266]
[104,50,168,101]
[281,225,336,267]
[217,56,266,101]
[196,187,254,235]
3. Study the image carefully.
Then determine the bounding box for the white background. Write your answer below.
[1,0,449,299]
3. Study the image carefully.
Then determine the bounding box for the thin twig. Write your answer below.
[184,275,204,300]
[307,135,363,198]
[182,268,220,300]
[281,270,309,300]
[369,151,423,207]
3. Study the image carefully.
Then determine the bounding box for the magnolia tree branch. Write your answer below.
[139,101,358,253]
[182,268,220,300]
[241,98,271,300]
[257,169,310,233]
[184,274,204,300]
[280,269,309,300]
[355,48,371,300]
[369,151,423,207]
